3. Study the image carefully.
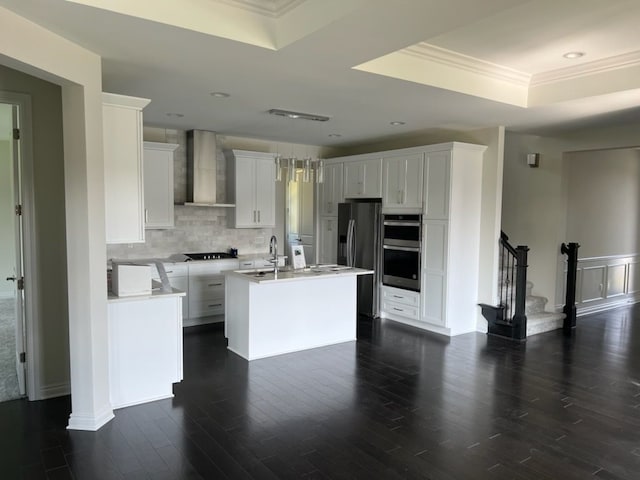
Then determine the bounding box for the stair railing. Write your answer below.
[561,242,580,336]
[498,231,529,340]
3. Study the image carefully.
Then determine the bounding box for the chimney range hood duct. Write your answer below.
[185,130,234,207]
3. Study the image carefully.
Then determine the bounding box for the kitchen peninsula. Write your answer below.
[224,266,373,360]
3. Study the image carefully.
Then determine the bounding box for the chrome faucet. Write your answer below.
[269,235,278,275]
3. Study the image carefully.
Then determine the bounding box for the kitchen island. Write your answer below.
[224,266,373,360]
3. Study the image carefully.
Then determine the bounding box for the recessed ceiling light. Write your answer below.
[210,92,230,98]
[390,121,405,126]
[328,133,342,138]
[563,51,585,59]
[166,112,184,118]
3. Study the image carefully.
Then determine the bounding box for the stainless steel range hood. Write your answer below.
[185,130,234,207]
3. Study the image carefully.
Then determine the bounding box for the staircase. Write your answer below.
[521,281,564,336]
[481,231,565,341]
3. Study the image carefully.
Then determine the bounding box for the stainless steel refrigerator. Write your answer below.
[337,202,382,317]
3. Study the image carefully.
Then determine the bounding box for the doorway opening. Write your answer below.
[0,101,26,402]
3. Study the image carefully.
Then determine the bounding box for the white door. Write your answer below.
[1,102,26,400]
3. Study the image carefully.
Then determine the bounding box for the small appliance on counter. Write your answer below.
[111,262,152,297]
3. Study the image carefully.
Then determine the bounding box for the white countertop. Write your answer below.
[107,287,186,303]
[224,265,373,284]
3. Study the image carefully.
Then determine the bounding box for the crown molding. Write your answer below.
[401,42,531,87]
[213,0,306,18]
[531,50,640,86]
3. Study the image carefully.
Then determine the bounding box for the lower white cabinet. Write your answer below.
[380,285,421,322]
[151,263,188,321]
[108,292,184,408]
[421,221,447,328]
[186,259,238,326]
[238,257,285,269]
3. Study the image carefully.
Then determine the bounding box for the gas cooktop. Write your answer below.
[183,252,236,261]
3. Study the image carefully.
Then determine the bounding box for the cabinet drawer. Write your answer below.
[189,299,225,318]
[239,260,255,269]
[381,300,419,321]
[161,263,188,277]
[381,286,420,307]
[189,274,225,300]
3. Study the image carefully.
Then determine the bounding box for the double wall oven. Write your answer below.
[382,214,421,291]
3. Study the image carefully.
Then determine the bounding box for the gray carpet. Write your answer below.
[0,298,20,402]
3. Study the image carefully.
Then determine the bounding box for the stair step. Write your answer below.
[525,295,547,315]
[527,312,565,337]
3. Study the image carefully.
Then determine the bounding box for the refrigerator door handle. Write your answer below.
[351,220,358,267]
[348,219,356,267]
[344,219,351,267]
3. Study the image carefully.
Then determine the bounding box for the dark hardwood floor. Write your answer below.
[3,306,640,479]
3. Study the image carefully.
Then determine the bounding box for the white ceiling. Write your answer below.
[2,0,640,147]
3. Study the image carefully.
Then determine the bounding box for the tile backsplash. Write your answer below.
[106,128,273,260]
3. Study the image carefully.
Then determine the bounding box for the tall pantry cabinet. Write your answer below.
[420,143,486,336]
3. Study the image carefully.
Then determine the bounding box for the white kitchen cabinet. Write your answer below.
[318,217,338,264]
[344,157,382,199]
[107,291,184,408]
[318,162,344,216]
[151,263,189,321]
[186,259,238,327]
[382,153,424,212]
[237,257,285,269]
[226,149,276,228]
[103,93,150,244]
[380,285,420,322]
[423,150,451,220]
[143,142,179,229]
[419,143,486,336]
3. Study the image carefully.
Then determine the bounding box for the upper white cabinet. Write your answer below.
[318,162,344,216]
[423,151,451,220]
[344,157,382,199]
[226,150,276,228]
[382,153,424,212]
[103,93,150,244]
[143,142,179,229]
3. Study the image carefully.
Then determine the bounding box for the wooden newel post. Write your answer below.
[561,242,580,336]
[512,245,529,341]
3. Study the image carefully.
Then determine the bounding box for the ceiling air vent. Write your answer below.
[268,109,330,122]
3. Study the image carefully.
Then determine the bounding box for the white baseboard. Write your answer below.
[577,296,640,317]
[67,406,114,431]
[34,382,70,400]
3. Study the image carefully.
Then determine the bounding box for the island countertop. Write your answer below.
[224,264,373,284]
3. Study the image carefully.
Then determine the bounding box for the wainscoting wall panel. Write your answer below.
[556,254,640,315]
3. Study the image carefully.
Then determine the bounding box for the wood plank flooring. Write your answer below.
[2,305,640,479]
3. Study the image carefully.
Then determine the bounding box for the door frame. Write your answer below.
[1,91,39,400]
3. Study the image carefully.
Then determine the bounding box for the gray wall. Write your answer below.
[502,127,640,306]
[0,64,69,394]
[565,148,640,258]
